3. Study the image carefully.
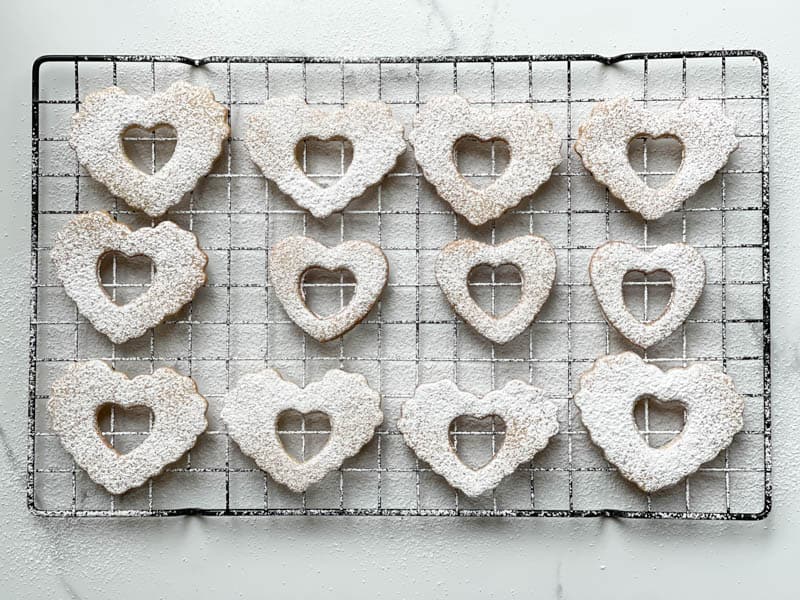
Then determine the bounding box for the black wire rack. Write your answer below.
[29,51,770,518]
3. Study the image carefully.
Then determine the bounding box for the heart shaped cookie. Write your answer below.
[245,97,406,218]
[574,97,738,220]
[222,368,383,492]
[590,241,705,348]
[49,360,208,495]
[269,236,388,342]
[434,236,556,344]
[70,82,229,217]
[398,380,559,496]
[574,352,744,493]
[408,95,562,226]
[51,211,207,344]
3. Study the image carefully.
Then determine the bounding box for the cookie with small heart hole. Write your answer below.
[70,82,229,217]
[574,352,744,493]
[574,97,738,220]
[399,379,559,496]
[245,97,406,218]
[49,360,208,495]
[590,241,705,348]
[222,368,383,492]
[435,235,556,344]
[269,236,388,342]
[409,95,562,226]
[51,211,207,344]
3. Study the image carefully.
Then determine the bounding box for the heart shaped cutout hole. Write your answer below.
[95,402,153,454]
[122,124,177,175]
[627,134,684,190]
[277,410,331,462]
[454,136,510,189]
[301,267,356,318]
[295,137,354,188]
[622,269,674,323]
[634,394,685,449]
[449,414,506,471]
[467,263,522,318]
[98,251,155,306]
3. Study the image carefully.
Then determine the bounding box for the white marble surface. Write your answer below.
[1,1,798,597]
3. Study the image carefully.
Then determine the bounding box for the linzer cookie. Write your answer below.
[245,97,406,218]
[574,97,737,220]
[51,211,207,344]
[49,360,208,495]
[434,235,556,344]
[409,95,562,226]
[70,82,229,217]
[574,352,744,493]
[269,236,388,342]
[589,241,705,348]
[399,379,559,496]
[222,368,383,492]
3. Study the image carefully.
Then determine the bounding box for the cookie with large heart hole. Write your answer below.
[51,211,207,344]
[574,97,738,220]
[245,97,406,218]
[269,236,388,342]
[590,241,705,348]
[434,235,556,344]
[574,352,744,493]
[398,379,559,496]
[70,82,229,217]
[409,95,562,226]
[49,360,208,495]
[222,368,383,492]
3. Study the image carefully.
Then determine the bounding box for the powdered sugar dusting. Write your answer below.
[51,211,207,344]
[70,82,229,217]
[269,236,388,342]
[398,379,559,496]
[434,235,556,344]
[245,97,406,218]
[574,352,744,493]
[590,241,705,348]
[49,360,208,495]
[574,97,738,220]
[222,368,383,493]
[409,95,562,226]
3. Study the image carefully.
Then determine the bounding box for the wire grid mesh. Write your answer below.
[29,52,770,518]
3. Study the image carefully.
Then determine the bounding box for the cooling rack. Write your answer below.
[29,51,770,518]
